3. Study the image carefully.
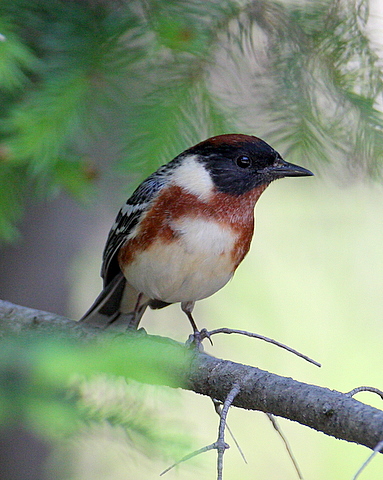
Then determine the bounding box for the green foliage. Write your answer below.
[0,330,193,456]
[0,0,383,241]
[0,17,36,90]
[2,2,383,474]
[251,0,383,170]
[74,376,193,460]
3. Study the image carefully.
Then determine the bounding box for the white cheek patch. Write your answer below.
[171,154,214,201]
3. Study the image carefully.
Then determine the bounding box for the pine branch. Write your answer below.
[0,299,382,454]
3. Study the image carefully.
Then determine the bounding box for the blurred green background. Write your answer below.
[0,0,383,478]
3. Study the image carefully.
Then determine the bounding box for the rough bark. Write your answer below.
[0,299,382,453]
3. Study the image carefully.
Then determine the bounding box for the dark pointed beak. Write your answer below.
[268,158,313,178]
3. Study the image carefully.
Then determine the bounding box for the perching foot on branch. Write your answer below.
[185,328,214,350]
[187,326,321,367]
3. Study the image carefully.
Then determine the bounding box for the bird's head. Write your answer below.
[184,134,313,196]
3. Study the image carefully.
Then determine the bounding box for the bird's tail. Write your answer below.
[80,273,148,328]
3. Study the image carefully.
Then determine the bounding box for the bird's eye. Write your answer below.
[235,155,252,168]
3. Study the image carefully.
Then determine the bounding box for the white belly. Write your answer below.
[122,217,237,303]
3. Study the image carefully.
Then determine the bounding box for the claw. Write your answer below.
[199,328,214,346]
[185,331,205,352]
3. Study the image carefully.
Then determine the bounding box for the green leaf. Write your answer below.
[0,17,37,91]
[53,157,98,201]
[7,73,89,171]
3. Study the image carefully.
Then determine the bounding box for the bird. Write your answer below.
[81,134,313,334]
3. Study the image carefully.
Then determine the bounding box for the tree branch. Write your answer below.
[1,299,382,453]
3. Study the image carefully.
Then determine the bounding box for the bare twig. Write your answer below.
[216,383,241,480]
[160,385,240,479]
[347,387,383,479]
[346,386,383,401]
[266,413,303,479]
[352,439,383,480]
[160,443,218,476]
[212,399,247,464]
[1,300,383,455]
[200,327,321,367]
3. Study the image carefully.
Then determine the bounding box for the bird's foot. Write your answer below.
[186,328,213,351]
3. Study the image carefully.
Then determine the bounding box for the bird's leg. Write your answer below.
[181,301,199,333]
[182,301,212,347]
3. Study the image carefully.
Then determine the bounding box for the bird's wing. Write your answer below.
[101,164,173,286]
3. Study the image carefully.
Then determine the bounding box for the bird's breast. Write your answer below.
[118,183,266,303]
[121,216,239,303]
[169,216,236,256]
